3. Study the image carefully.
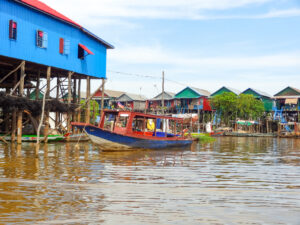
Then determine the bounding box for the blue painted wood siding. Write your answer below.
[0,0,108,78]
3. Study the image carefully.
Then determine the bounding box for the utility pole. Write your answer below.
[162,70,164,114]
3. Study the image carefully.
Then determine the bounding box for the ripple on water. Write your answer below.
[0,137,299,224]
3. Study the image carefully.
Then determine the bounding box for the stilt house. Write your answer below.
[116,93,147,111]
[241,88,273,112]
[148,91,175,113]
[0,0,113,143]
[174,87,211,113]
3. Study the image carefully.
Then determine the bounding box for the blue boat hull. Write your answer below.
[75,125,193,150]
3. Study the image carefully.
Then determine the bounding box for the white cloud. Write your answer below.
[108,45,300,69]
[42,0,290,23]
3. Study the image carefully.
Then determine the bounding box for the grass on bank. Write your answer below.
[186,133,216,143]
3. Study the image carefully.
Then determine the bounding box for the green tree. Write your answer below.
[80,99,99,123]
[211,92,238,125]
[211,93,265,125]
[237,94,264,120]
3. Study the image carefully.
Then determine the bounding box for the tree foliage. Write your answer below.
[80,99,99,122]
[211,93,265,125]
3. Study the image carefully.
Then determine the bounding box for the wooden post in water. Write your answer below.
[17,61,25,144]
[77,78,81,123]
[44,66,51,143]
[66,71,72,141]
[85,76,91,124]
[11,72,18,142]
[55,76,60,128]
[100,78,105,117]
[72,77,77,133]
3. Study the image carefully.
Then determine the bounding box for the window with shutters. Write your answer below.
[36,30,48,48]
[9,20,17,40]
[59,38,70,55]
[59,38,64,54]
[64,40,70,55]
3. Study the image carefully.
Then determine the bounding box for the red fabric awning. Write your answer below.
[78,44,94,55]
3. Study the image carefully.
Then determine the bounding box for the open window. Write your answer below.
[78,43,94,59]
[36,30,48,48]
[9,20,17,40]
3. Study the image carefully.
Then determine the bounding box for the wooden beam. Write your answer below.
[85,76,90,124]
[35,70,40,100]
[43,67,51,143]
[17,61,25,144]
[55,76,60,128]
[11,72,17,142]
[100,78,105,117]
[66,71,72,141]
[72,77,77,133]
[77,78,81,123]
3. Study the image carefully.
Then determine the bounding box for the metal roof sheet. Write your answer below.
[243,88,272,98]
[190,87,211,97]
[151,91,175,100]
[118,93,147,101]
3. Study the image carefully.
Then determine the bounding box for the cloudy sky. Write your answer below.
[44,0,300,97]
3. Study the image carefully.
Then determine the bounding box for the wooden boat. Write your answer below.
[72,110,193,150]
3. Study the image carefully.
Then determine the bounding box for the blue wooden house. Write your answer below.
[0,0,113,143]
[0,0,113,78]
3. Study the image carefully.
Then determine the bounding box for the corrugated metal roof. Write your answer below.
[151,91,175,100]
[118,93,147,101]
[105,90,125,98]
[190,87,211,97]
[244,88,272,98]
[274,86,300,96]
[224,87,241,95]
[14,0,114,49]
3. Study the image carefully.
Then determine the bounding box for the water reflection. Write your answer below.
[0,137,299,224]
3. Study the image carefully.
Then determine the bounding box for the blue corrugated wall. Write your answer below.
[0,0,108,78]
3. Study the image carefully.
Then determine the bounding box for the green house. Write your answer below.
[210,86,241,97]
[174,87,211,112]
[274,86,300,111]
[241,88,273,112]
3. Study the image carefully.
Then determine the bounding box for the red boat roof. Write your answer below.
[103,110,184,121]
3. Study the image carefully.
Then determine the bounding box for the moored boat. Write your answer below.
[72,110,193,150]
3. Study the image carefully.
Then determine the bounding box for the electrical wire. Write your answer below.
[108,70,187,87]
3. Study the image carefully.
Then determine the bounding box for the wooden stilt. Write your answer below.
[43,67,51,143]
[11,72,17,143]
[17,61,25,144]
[36,70,40,100]
[77,78,81,123]
[100,78,105,117]
[55,76,60,128]
[72,77,77,133]
[66,71,72,141]
[85,76,90,124]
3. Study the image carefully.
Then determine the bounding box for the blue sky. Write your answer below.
[44,0,300,97]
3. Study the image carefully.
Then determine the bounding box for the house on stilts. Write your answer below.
[0,0,113,143]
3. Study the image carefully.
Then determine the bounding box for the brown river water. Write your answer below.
[0,137,300,224]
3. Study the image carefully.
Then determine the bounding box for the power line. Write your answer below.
[108,70,187,87]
